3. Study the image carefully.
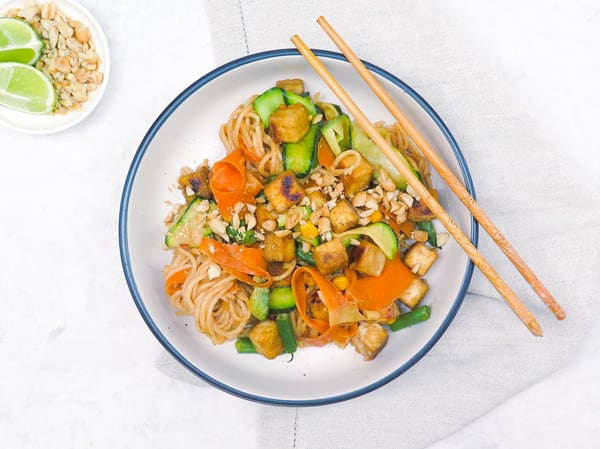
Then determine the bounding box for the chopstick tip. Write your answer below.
[530,320,543,337]
[552,305,567,321]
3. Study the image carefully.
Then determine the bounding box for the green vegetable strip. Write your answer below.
[235,337,257,354]
[276,313,298,354]
[389,305,431,332]
[269,286,296,311]
[417,221,438,248]
[249,286,270,321]
[296,241,316,266]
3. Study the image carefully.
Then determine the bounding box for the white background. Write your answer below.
[1,1,257,447]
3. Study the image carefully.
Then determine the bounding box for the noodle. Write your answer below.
[163,247,250,345]
[219,96,283,177]
[331,149,362,176]
[379,121,432,189]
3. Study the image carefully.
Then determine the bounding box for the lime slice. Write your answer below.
[0,17,44,65]
[0,62,55,114]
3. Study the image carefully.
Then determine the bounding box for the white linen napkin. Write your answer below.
[197,1,600,447]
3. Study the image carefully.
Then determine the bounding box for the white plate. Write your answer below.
[0,0,109,134]
[119,49,478,406]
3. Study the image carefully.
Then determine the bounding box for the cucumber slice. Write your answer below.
[318,102,343,121]
[252,87,286,127]
[283,90,321,118]
[353,126,420,190]
[249,287,270,321]
[321,113,352,155]
[165,197,213,248]
[336,222,398,259]
[253,87,322,127]
[269,286,296,312]
[283,124,320,177]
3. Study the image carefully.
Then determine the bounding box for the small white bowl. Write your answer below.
[0,0,109,134]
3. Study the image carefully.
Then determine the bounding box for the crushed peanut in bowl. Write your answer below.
[4,0,104,114]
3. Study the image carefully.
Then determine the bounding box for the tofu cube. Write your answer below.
[276,78,305,95]
[408,198,436,222]
[313,238,349,275]
[269,103,310,144]
[398,277,429,308]
[249,320,284,360]
[264,232,296,262]
[307,190,327,209]
[264,170,306,213]
[339,154,374,196]
[329,199,359,233]
[255,203,278,227]
[351,322,389,361]
[404,242,438,276]
[178,165,212,200]
[351,240,387,277]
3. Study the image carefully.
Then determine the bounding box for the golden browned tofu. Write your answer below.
[408,198,436,222]
[255,203,279,227]
[307,190,327,209]
[398,277,429,309]
[269,103,310,144]
[329,199,359,233]
[351,240,387,277]
[339,153,374,196]
[264,232,296,262]
[249,320,285,360]
[276,78,305,95]
[351,322,389,361]
[264,170,306,213]
[313,239,349,275]
[178,165,212,200]
[404,242,438,276]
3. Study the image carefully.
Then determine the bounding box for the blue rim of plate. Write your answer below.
[119,48,478,407]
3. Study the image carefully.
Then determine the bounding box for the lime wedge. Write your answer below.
[0,62,55,114]
[0,17,44,65]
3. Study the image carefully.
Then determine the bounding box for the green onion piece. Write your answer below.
[389,305,431,332]
[276,312,298,355]
[296,241,316,266]
[235,337,257,354]
[416,221,438,248]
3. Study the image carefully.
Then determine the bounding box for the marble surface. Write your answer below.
[1,0,599,448]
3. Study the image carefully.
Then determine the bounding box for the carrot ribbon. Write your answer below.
[345,253,416,311]
[317,138,336,169]
[164,268,190,296]
[209,148,263,220]
[199,237,272,287]
[292,266,363,347]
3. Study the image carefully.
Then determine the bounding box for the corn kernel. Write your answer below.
[369,210,383,223]
[332,275,350,291]
[300,221,319,240]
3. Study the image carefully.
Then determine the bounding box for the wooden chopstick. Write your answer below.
[315,16,565,321]
[291,33,543,336]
